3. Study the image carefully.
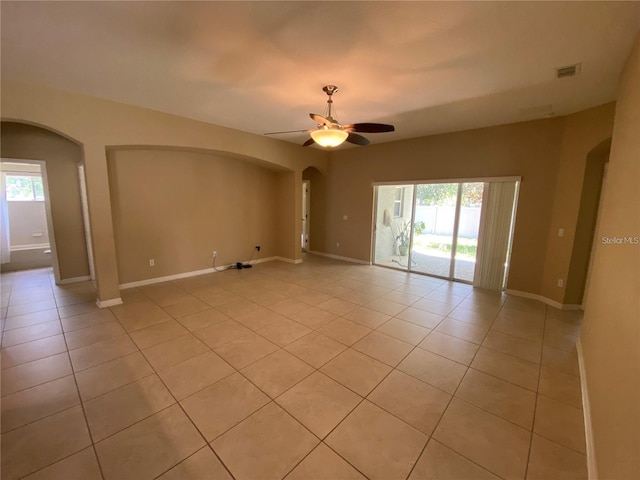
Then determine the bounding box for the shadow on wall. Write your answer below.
[0,121,91,282]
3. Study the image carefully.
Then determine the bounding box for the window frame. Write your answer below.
[393,187,404,217]
[5,174,45,202]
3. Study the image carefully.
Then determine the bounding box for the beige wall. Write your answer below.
[275,171,301,262]
[0,122,90,280]
[108,148,281,284]
[327,118,567,295]
[7,202,49,247]
[580,35,639,480]
[540,104,616,304]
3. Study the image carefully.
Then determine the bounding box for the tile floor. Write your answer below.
[1,256,588,479]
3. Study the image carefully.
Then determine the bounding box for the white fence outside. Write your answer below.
[414,206,481,238]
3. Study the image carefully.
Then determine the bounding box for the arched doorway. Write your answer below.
[0,121,92,284]
[566,138,611,306]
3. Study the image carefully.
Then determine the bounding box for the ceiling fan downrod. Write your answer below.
[322,85,339,123]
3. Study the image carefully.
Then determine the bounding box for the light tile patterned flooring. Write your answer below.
[1,256,588,479]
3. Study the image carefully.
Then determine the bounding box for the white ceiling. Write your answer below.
[1,1,639,146]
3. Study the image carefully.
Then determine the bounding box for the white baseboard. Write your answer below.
[254,256,279,264]
[576,339,598,479]
[505,289,582,310]
[119,256,281,290]
[308,251,372,265]
[274,257,303,264]
[58,275,91,285]
[118,254,375,291]
[10,243,50,251]
[96,297,123,308]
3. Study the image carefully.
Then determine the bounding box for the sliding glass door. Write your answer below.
[410,183,459,278]
[372,184,415,270]
[408,182,483,282]
[374,180,514,289]
[453,183,484,282]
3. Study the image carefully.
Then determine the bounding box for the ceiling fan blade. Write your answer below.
[343,123,395,133]
[302,138,316,147]
[310,113,332,126]
[264,129,309,135]
[347,133,370,146]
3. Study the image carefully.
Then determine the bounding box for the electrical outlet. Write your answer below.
[557,278,564,287]
[149,259,155,267]
[212,250,217,257]
[255,245,261,251]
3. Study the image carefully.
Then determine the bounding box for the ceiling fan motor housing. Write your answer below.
[322,85,339,96]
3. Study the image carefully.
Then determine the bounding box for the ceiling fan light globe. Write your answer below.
[310,128,348,147]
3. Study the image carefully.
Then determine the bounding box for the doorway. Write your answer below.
[78,164,95,281]
[373,178,519,290]
[301,180,310,252]
[1,122,92,285]
[0,160,60,279]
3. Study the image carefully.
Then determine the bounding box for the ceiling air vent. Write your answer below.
[556,63,582,79]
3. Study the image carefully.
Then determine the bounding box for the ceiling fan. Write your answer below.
[264,85,395,148]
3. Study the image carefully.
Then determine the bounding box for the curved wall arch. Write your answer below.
[0,121,90,281]
[565,138,611,304]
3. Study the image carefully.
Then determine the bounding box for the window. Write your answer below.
[393,187,404,217]
[5,175,45,201]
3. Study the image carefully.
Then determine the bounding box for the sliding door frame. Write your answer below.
[448,184,463,279]
[374,176,520,187]
[406,185,419,273]
[372,176,520,284]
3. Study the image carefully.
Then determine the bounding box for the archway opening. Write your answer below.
[566,137,612,306]
[0,121,92,284]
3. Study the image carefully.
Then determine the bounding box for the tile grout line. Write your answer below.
[404,289,506,480]
[126,289,340,479]
[523,303,550,480]
[251,283,453,479]
[59,312,108,480]
[97,305,239,479]
[346,289,478,479]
